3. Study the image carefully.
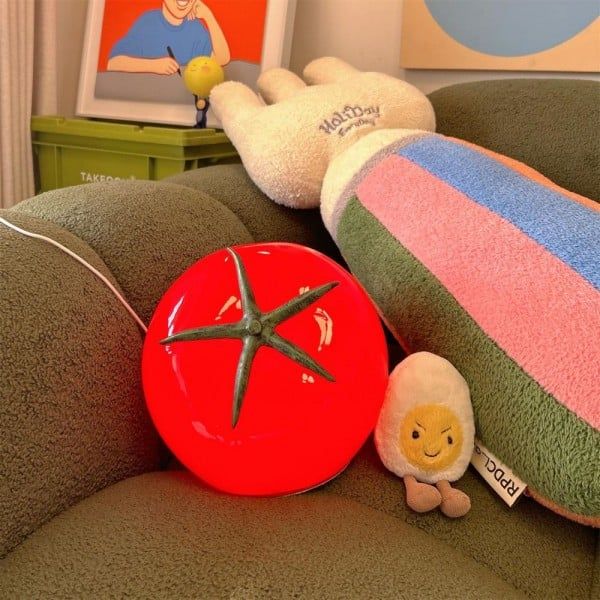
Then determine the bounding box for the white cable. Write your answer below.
[0,216,147,333]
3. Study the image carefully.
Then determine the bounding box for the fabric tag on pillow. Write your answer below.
[471,439,527,506]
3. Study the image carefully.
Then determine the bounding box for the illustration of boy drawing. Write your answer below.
[107,0,230,74]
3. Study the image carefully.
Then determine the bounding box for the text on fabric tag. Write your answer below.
[470,438,527,506]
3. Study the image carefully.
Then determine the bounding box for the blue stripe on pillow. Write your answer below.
[397,136,600,290]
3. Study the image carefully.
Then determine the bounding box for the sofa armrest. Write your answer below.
[0,211,162,557]
[428,78,599,201]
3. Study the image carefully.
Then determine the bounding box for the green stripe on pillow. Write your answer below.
[337,197,600,518]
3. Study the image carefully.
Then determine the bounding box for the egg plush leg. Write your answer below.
[435,480,471,518]
[403,475,442,512]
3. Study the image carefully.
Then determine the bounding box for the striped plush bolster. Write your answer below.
[329,132,600,525]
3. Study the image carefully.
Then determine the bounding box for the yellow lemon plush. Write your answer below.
[375,352,475,518]
[183,56,225,98]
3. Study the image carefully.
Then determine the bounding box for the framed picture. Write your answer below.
[401,0,600,72]
[77,0,297,128]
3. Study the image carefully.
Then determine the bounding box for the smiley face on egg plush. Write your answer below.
[375,352,475,518]
[399,403,464,472]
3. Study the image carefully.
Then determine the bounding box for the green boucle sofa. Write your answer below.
[1,80,599,599]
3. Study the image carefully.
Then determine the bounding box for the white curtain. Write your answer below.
[0,0,57,208]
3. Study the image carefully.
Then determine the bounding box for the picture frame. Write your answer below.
[401,0,600,72]
[77,0,297,128]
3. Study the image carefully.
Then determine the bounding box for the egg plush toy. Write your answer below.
[375,352,475,518]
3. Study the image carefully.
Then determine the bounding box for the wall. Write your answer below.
[54,0,87,116]
[290,0,405,78]
[54,0,598,117]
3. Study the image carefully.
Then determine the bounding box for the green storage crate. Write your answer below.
[31,116,239,192]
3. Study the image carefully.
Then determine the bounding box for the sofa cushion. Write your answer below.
[13,180,253,324]
[0,211,162,558]
[324,439,598,600]
[428,79,599,201]
[0,471,525,599]
[165,164,341,260]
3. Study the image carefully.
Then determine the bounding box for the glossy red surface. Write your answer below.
[142,243,388,496]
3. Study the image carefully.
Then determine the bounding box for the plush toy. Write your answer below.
[375,352,474,518]
[210,57,435,208]
[210,58,600,526]
[183,55,224,128]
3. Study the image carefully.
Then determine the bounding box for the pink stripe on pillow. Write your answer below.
[357,154,600,429]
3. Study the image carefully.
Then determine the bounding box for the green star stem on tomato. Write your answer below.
[161,248,338,428]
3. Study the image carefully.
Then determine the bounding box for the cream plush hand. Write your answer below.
[210,57,435,208]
